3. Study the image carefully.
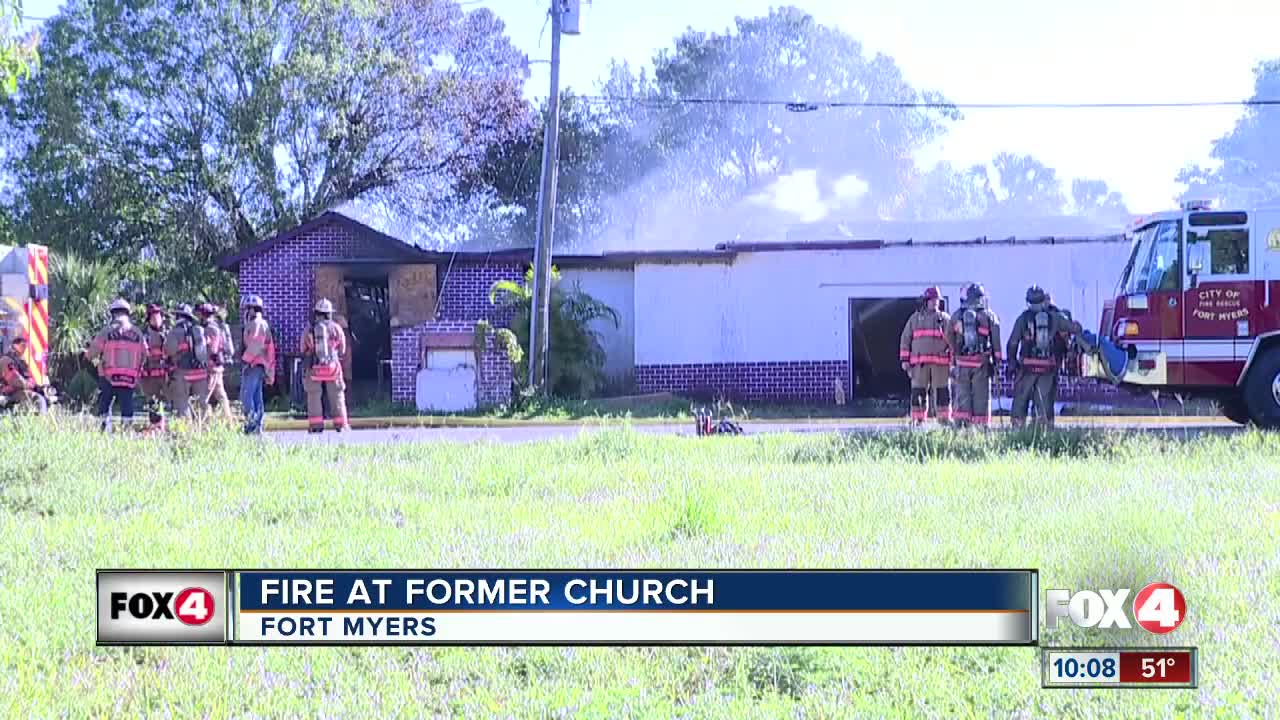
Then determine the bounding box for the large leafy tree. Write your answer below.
[607,6,956,224]
[461,90,654,249]
[3,0,531,289]
[906,162,997,220]
[1,0,38,96]
[906,154,1128,224]
[1177,59,1280,207]
[1070,178,1129,224]
[987,152,1067,218]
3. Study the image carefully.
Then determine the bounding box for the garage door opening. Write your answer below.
[848,297,921,400]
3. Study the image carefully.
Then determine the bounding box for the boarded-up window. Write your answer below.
[390,264,437,329]
[312,266,348,316]
[312,265,351,381]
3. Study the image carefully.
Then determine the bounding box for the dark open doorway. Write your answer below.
[848,297,918,400]
[344,278,391,401]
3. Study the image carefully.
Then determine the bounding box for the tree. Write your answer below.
[608,7,956,224]
[988,152,1066,218]
[3,0,532,292]
[1177,59,1280,207]
[489,266,619,398]
[1070,178,1129,224]
[906,162,996,220]
[461,91,651,249]
[1,0,38,96]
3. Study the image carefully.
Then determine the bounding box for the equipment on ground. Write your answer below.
[694,407,744,436]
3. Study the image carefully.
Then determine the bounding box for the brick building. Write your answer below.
[220,209,1130,410]
[218,211,527,408]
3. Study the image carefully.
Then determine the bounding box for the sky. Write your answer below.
[19,0,1280,215]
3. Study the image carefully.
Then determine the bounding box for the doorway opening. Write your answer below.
[344,278,391,403]
[848,297,921,400]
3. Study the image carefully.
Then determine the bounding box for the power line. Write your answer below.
[576,95,1280,111]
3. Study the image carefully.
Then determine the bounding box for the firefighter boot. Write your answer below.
[910,388,928,426]
[935,387,953,427]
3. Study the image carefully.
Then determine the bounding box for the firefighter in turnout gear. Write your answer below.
[948,284,1001,427]
[1006,286,1073,429]
[239,295,275,436]
[302,298,349,433]
[899,286,953,425]
[139,303,171,432]
[164,303,210,420]
[0,333,47,413]
[85,299,147,431]
[196,303,234,421]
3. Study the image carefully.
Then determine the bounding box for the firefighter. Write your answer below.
[139,303,171,432]
[239,295,276,435]
[1006,286,1074,429]
[85,298,147,431]
[899,286,953,425]
[164,303,210,421]
[301,298,350,433]
[948,284,1001,428]
[196,302,234,422]
[0,332,47,414]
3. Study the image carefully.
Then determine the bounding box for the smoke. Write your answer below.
[583,149,877,252]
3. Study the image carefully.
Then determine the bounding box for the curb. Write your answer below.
[260,414,1232,432]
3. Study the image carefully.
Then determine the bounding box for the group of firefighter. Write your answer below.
[899,283,1083,429]
[0,295,354,435]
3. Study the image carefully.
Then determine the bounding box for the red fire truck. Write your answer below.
[1081,201,1280,427]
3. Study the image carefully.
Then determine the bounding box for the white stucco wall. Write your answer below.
[633,241,1133,365]
[559,267,636,378]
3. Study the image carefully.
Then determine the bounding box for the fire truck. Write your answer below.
[1080,201,1280,427]
[0,243,52,388]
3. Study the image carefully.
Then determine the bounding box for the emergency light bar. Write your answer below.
[1181,199,1213,211]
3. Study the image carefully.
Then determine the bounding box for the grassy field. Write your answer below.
[271,392,1222,423]
[1,418,1277,718]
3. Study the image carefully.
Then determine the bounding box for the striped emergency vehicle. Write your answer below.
[0,244,51,387]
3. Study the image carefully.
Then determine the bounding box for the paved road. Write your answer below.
[272,418,1242,445]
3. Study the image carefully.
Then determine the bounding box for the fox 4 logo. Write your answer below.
[110,587,215,626]
[1046,582,1186,634]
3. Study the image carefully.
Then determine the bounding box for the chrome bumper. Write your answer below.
[1081,345,1168,386]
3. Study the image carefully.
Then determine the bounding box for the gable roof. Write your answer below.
[216,211,733,272]
[216,211,437,271]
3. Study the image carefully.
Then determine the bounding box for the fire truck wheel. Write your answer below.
[1242,349,1280,429]
[1216,396,1251,426]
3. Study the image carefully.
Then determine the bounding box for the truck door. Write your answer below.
[1126,221,1182,384]
[1249,210,1280,360]
[1184,211,1251,386]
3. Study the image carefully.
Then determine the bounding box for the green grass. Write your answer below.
[265,391,1223,423]
[2,418,1277,718]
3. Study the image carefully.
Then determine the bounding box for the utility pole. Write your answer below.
[527,0,564,394]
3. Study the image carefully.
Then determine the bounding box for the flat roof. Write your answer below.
[218,211,1130,272]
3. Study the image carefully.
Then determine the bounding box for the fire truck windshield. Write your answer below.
[1119,220,1182,294]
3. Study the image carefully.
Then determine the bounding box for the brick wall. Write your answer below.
[237,218,525,396]
[239,223,368,371]
[390,320,513,407]
[435,261,525,324]
[635,360,850,402]
[634,359,1118,405]
[386,260,524,408]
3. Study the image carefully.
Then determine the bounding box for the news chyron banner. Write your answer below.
[97,569,1038,646]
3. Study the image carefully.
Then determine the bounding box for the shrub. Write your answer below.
[489,266,618,398]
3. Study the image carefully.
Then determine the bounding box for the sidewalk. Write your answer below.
[260,413,1229,432]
